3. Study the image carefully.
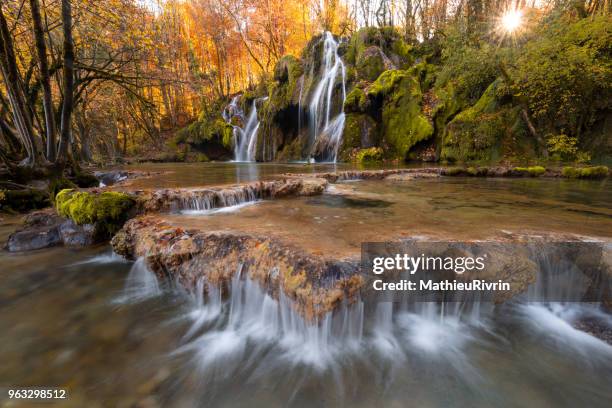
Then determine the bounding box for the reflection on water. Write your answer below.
[1,164,611,406]
[114,161,436,189]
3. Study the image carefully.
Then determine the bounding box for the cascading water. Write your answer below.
[224,96,267,162]
[308,31,346,163]
[115,257,162,303]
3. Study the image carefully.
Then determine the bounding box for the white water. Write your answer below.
[308,31,347,163]
[110,255,612,406]
[224,96,267,162]
[180,200,260,216]
[172,184,261,213]
[115,258,162,303]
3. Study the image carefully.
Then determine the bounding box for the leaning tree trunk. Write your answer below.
[0,6,42,166]
[56,0,74,164]
[30,0,56,162]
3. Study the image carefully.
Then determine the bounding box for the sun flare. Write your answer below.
[501,9,523,33]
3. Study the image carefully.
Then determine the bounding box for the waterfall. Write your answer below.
[223,96,266,162]
[308,31,347,163]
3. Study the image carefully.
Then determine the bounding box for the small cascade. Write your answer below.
[171,184,261,214]
[223,96,267,162]
[308,31,347,163]
[116,258,162,303]
[173,264,365,374]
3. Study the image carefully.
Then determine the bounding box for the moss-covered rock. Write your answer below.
[367,70,434,160]
[562,166,609,179]
[55,189,135,239]
[339,113,379,161]
[345,27,413,71]
[513,166,546,177]
[356,46,388,82]
[440,79,525,163]
[48,178,77,202]
[355,147,383,163]
[344,87,368,113]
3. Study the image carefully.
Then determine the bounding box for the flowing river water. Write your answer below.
[1,162,611,407]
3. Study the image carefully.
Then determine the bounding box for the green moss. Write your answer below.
[562,166,609,179]
[48,178,77,202]
[367,70,433,160]
[344,87,368,113]
[367,70,411,98]
[513,166,546,177]
[194,153,209,162]
[356,46,386,82]
[440,79,522,163]
[56,189,135,238]
[355,147,383,163]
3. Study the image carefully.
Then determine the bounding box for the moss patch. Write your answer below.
[562,166,609,179]
[440,79,524,163]
[513,166,546,177]
[56,189,135,238]
[367,70,434,160]
[355,147,383,163]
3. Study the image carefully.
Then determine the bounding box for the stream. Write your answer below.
[1,162,611,407]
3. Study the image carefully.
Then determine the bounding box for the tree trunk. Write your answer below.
[0,6,42,166]
[57,0,75,164]
[29,0,56,162]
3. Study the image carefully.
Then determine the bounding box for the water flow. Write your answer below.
[224,96,265,162]
[115,258,162,303]
[308,31,346,163]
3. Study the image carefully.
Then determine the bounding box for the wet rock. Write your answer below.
[6,222,61,251]
[95,170,129,186]
[385,172,440,181]
[5,209,96,252]
[111,216,362,321]
[59,220,96,247]
[140,178,328,212]
[288,167,442,182]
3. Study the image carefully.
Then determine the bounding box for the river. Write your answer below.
[0,162,611,407]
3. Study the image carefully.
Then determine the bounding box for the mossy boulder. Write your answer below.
[367,70,434,160]
[356,46,388,82]
[355,147,383,163]
[48,178,77,202]
[55,189,135,239]
[345,27,413,70]
[562,166,609,179]
[339,113,379,161]
[441,79,525,163]
[344,87,368,113]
